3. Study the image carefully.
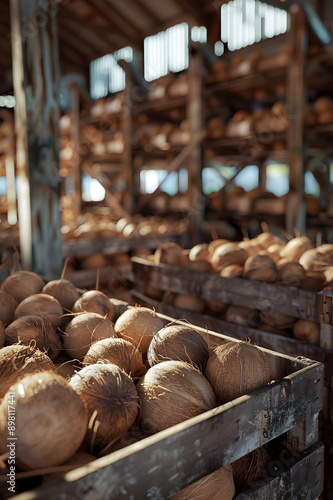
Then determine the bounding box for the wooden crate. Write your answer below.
[14,307,324,500]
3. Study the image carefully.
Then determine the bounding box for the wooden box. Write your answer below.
[14,306,324,499]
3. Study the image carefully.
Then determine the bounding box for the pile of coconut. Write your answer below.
[0,268,278,498]
[142,233,329,345]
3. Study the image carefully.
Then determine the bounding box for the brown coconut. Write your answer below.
[161,291,177,305]
[154,242,183,267]
[0,371,87,470]
[243,254,278,283]
[72,290,115,322]
[69,363,139,450]
[171,465,235,499]
[208,239,230,255]
[205,298,228,315]
[185,259,213,273]
[137,360,216,433]
[280,236,314,262]
[189,243,210,261]
[220,265,244,278]
[205,342,271,405]
[300,271,326,291]
[147,325,209,371]
[0,321,4,349]
[260,310,296,329]
[42,279,80,311]
[114,307,165,354]
[293,319,320,345]
[0,291,18,326]
[1,270,45,303]
[0,344,55,398]
[173,293,205,313]
[83,337,146,377]
[64,313,116,360]
[277,261,307,287]
[226,305,261,328]
[253,232,280,249]
[231,446,271,493]
[54,360,81,380]
[211,243,249,273]
[43,451,96,481]
[5,315,61,360]
[14,293,63,330]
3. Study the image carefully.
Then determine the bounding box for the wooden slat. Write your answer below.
[131,258,319,321]
[69,84,82,219]
[62,232,191,258]
[12,364,323,500]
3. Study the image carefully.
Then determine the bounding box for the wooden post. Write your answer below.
[119,60,134,214]
[0,110,17,226]
[69,83,82,220]
[286,5,307,236]
[187,43,204,245]
[10,0,63,279]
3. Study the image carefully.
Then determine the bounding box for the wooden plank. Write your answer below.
[69,84,81,219]
[62,232,191,258]
[187,43,204,244]
[131,258,318,321]
[10,0,33,270]
[286,5,306,236]
[12,364,323,500]
[0,109,17,225]
[64,264,132,289]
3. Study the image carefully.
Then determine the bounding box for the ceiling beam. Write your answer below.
[127,0,160,25]
[58,27,91,60]
[172,0,209,26]
[58,14,113,52]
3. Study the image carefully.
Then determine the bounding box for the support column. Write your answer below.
[10,0,62,279]
[286,5,307,236]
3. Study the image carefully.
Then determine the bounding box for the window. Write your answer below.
[90,47,133,99]
[144,23,189,82]
[202,165,258,194]
[140,169,188,195]
[220,0,289,52]
[266,163,289,196]
[81,173,106,202]
[305,171,320,197]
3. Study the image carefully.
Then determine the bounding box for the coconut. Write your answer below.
[0,270,44,303]
[69,363,139,450]
[114,307,165,354]
[80,253,108,270]
[154,242,183,267]
[0,344,55,398]
[208,239,230,256]
[172,465,235,499]
[280,236,314,262]
[173,293,205,313]
[14,293,63,330]
[293,319,320,345]
[205,342,271,405]
[83,338,146,377]
[220,265,244,278]
[253,232,280,249]
[299,248,318,271]
[225,305,261,328]
[300,271,326,291]
[258,323,291,337]
[72,290,115,322]
[5,315,61,360]
[0,371,87,470]
[64,312,116,360]
[205,298,228,315]
[54,360,81,379]
[231,446,271,493]
[137,360,216,433]
[161,291,177,304]
[142,281,164,300]
[185,259,213,272]
[238,241,265,256]
[189,243,210,261]
[277,261,306,287]
[260,310,296,329]
[42,279,80,311]
[147,325,209,371]
[101,427,149,455]
[0,291,18,326]
[211,243,249,273]
[243,254,278,283]
[0,321,4,349]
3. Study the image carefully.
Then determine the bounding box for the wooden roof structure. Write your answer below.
[0,0,305,94]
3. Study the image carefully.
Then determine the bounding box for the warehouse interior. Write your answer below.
[0,0,333,498]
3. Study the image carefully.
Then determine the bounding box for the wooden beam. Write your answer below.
[84,0,140,40]
[286,5,307,236]
[172,0,208,26]
[10,0,63,279]
[103,0,143,37]
[120,61,134,213]
[57,26,92,59]
[69,84,82,220]
[0,109,17,225]
[128,0,160,25]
